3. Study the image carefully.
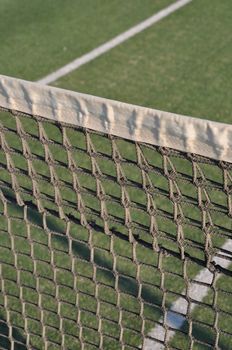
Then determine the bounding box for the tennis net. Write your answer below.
[0,75,232,350]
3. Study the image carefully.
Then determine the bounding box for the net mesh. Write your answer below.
[0,105,232,350]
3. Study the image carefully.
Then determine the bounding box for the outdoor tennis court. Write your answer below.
[0,1,232,349]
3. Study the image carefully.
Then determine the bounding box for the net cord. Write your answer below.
[0,74,231,163]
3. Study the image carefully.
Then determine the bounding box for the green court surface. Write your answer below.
[0,0,232,349]
[54,0,232,124]
[0,0,173,81]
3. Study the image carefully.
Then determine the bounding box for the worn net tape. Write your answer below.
[0,75,232,163]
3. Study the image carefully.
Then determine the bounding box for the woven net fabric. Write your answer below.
[0,85,232,350]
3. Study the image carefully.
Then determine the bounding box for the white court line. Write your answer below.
[143,240,232,350]
[37,0,192,85]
